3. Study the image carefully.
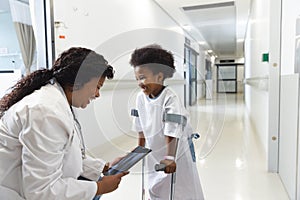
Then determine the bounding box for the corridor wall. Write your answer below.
[52,0,206,152]
[244,0,270,161]
[279,0,300,199]
[245,0,300,198]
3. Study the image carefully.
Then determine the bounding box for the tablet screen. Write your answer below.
[103,146,152,176]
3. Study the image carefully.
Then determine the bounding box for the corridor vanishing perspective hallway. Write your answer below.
[97,94,289,200]
[192,94,288,200]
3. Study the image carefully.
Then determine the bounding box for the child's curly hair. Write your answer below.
[129,44,176,79]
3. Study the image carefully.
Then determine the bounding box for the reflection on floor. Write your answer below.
[91,93,289,200]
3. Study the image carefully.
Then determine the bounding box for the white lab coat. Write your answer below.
[133,87,204,200]
[0,82,105,200]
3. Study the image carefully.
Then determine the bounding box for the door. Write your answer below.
[216,64,237,93]
[184,44,198,106]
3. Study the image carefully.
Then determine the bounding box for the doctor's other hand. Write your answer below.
[160,159,176,174]
[96,171,129,195]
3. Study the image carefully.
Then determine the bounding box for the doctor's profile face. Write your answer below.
[71,76,106,108]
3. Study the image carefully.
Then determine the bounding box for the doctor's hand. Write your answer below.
[160,159,176,174]
[96,171,129,195]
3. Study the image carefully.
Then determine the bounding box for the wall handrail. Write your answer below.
[244,76,269,91]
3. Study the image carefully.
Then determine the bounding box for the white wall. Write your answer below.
[246,0,300,198]
[279,0,300,199]
[53,0,206,149]
[244,0,270,157]
[0,69,21,98]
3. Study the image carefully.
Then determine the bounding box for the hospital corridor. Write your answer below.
[2,0,300,199]
[90,93,289,200]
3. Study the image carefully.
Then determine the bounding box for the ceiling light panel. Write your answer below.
[182,1,235,11]
[181,1,237,56]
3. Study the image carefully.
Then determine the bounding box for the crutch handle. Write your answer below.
[155,163,166,171]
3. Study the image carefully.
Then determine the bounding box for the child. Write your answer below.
[130,44,204,200]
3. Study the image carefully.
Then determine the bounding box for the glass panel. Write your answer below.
[205,59,212,80]
[190,64,196,79]
[190,81,196,104]
[190,53,197,79]
[218,66,236,79]
[295,17,300,73]
[218,80,236,92]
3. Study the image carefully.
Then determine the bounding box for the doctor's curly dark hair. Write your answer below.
[0,47,114,118]
[129,44,176,79]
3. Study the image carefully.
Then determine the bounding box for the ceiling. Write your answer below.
[1,0,251,58]
[153,0,251,58]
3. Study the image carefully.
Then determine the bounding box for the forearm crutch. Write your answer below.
[155,158,176,200]
[141,157,145,200]
[155,113,187,200]
[131,109,145,200]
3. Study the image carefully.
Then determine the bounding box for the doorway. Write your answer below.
[184,44,198,106]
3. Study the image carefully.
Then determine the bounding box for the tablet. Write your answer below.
[103,146,152,176]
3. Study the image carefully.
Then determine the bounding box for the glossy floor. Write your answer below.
[93,93,289,200]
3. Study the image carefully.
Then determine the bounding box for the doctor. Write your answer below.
[0,47,128,200]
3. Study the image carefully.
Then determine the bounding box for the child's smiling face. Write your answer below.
[134,65,164,98]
